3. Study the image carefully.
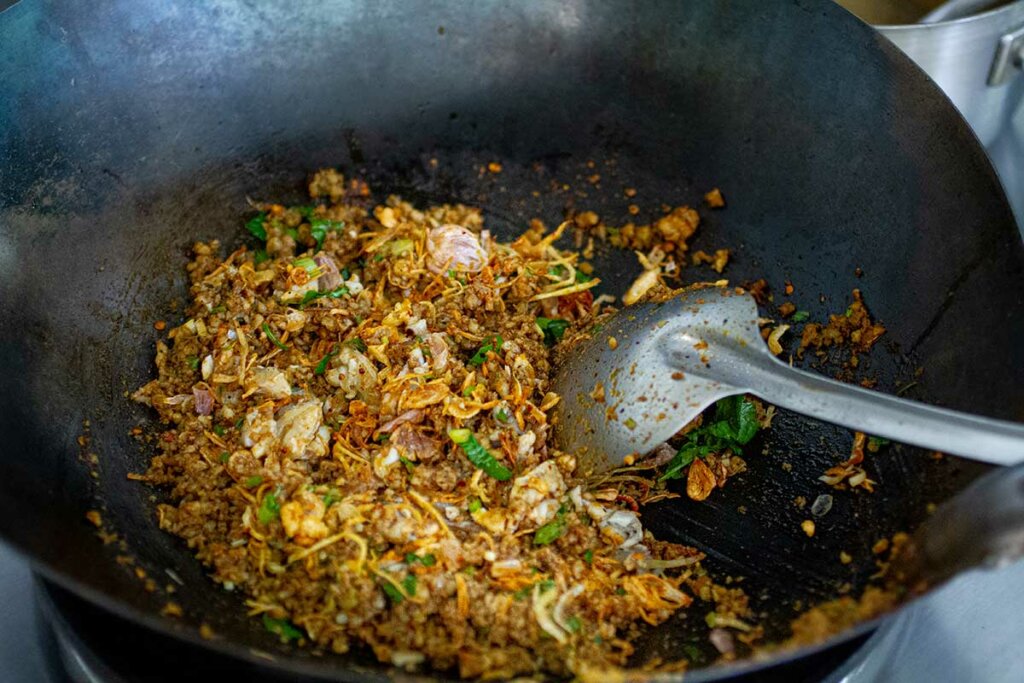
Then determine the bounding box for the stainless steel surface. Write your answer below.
[552,286,1024,471]
[880,2,1024,144]
[989,22,1024,84]
[900,464,1024,586]
[839,0,1024,145]
[921,0,1006,22]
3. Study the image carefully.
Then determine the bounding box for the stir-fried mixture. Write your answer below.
[131,169,866,678]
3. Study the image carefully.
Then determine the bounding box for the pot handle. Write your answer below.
[988,23,1024,86]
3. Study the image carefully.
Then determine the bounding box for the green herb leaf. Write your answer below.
[258,489,281,525]
[791,310,810,323]
[186,356,200,370]
[244,475,263,488]
[309,218,344,251]
[212,424,226,437]
[495,409,509,423]
[536,317,570,346]
[468,497,483,514]
[262,614,303,642]
[534,517,566,545]
[346,337,367,353]
[469,334,504,366]
[245,213,268,241]
[565,615,582,632]
[210,304,227,314]
[402,574,418,597]
[253,249,269,265]
[219,451,230,463]
[314,345,339,375]
[660,396,760,481]
[261,322,288,350]
[375,432,390,444]
[844,306,854,317]
[322,488,342,507]
[867,435,891,451]
[462,384,478,398]
[399,456,416,473]
[449,431,512,480]
[537,579,555,593]
[710,395,759,446]
[575,270,593,283]
[583,549,593,564]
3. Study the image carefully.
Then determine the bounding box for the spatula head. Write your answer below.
[551,285,765,473]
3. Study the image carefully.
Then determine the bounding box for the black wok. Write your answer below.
[1,0,1022,680]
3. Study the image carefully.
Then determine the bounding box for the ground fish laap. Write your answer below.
[132,170,762,679]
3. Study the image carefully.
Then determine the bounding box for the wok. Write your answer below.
[1,0,1022,680]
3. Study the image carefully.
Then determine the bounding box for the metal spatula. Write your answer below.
[551,284,1024,473]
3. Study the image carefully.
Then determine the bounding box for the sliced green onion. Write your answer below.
[448,430,511,480]
[186,356,200,370]
[219,451,230,463]
[244,475,263,488]
[382,582,404,603]
[565,615,582,632]
[386,238,414,256]
[583,549,593,564]
[402,574,418,597]
[292,257,320,276]
[314,346,338,375]
[322,488,342,507]
[468,497,483,514]
[258,489,281,525]
[261,322,288,350]
[294,286,348,307]
[346,337,367,353]
[791,310,810,322]
[533,517,566,545]
[262,614,303,642]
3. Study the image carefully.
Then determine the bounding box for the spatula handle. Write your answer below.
[740,353,1024,466]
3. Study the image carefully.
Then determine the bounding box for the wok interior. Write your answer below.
[1,0,1022,679]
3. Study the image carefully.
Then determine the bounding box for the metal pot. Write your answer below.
[839,1,1024,145]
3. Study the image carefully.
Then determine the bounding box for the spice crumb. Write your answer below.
[704,188,725,208]
[872,538,890,555]
[627,204,640,215]
[153,320,166,331]
[85,510,103,527]
[839,551,853,565]
[607,336,618,350]
[801,520,815,537]
[162,601,184,618]
[487,162,503,174]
